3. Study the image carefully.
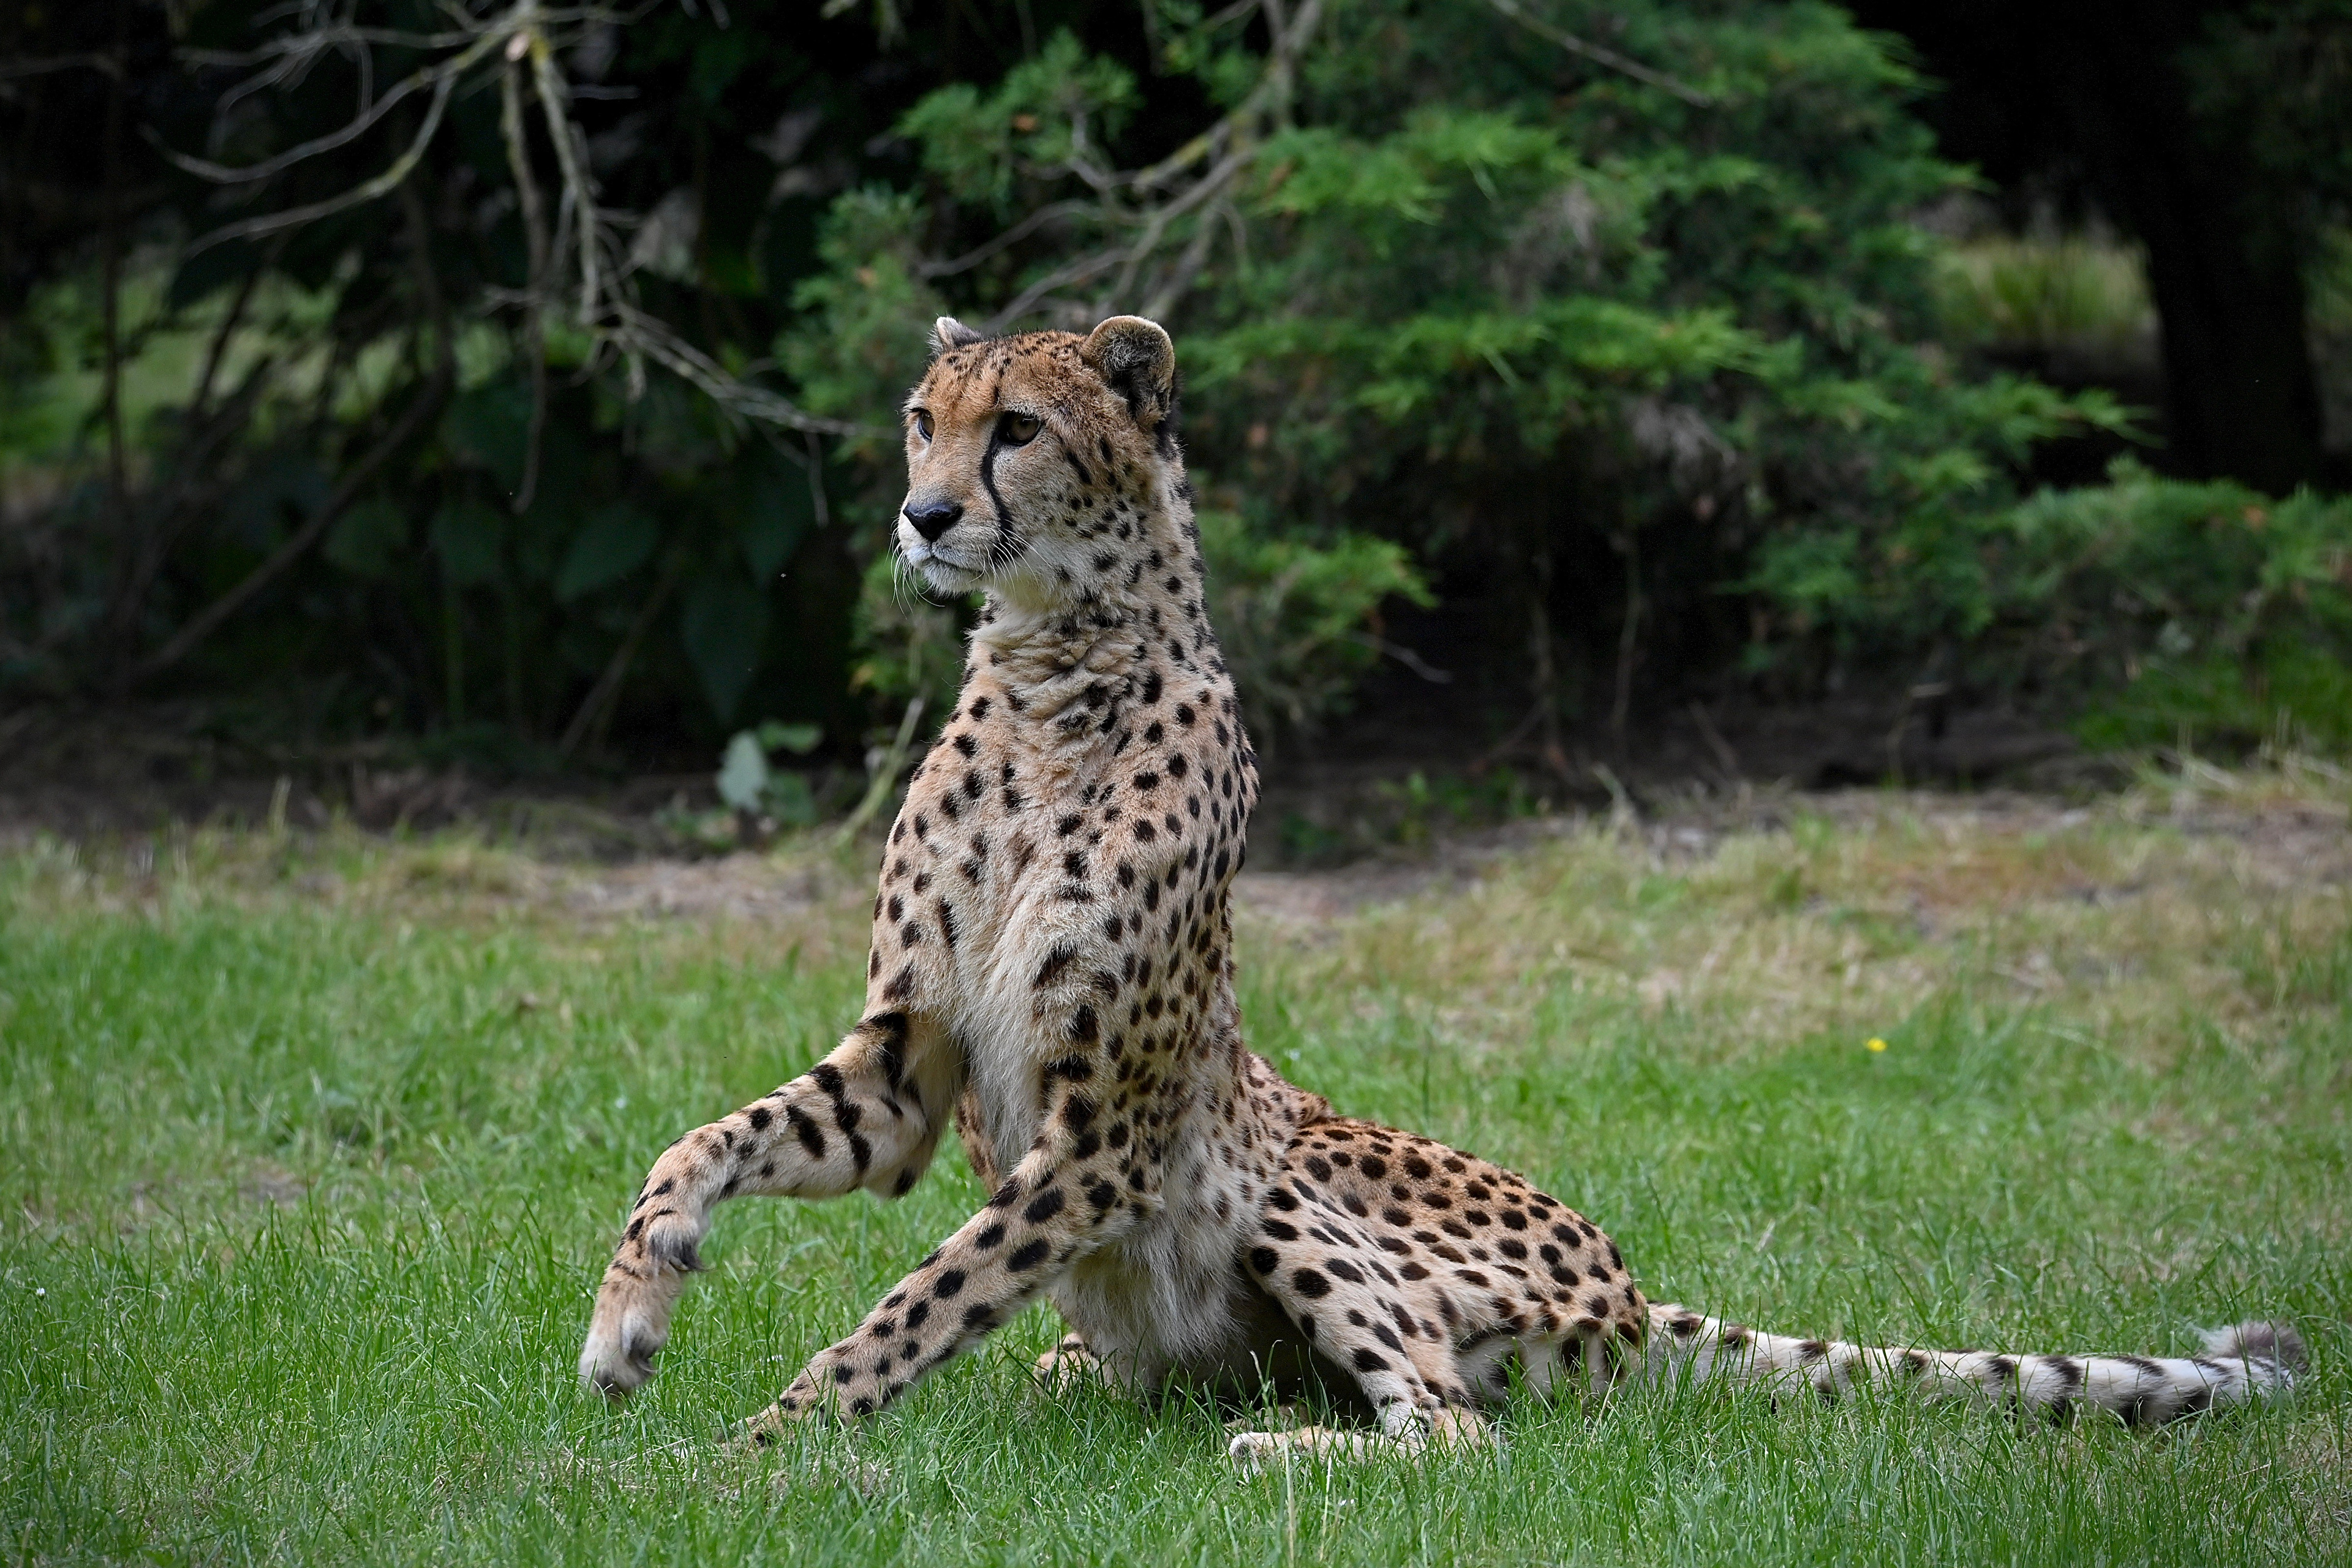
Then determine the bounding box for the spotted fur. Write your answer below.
[576,315,2306,1460]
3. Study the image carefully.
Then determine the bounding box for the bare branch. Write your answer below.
[179,55,473,257]
[0,52,126,82]
[973,0,1326,331]
[609,304,894,438]
[982,249,1129,333]
[1479,0,1713,107]
[804,431,832,530]
[152,53,447,184]
[190,250,266,419]
[559,551,684,757]
[526,27,605,326]
[178,7,658,68]
[502,54,554,511]
[917,199,1090,279]
[157,0,884,483]
[105,355,281,661]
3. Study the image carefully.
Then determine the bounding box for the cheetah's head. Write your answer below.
[897,314,1180,609]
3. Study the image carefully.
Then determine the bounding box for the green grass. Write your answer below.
[3,788,2348,1566]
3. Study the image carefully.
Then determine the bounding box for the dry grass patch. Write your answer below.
[1242,771,2352,1078]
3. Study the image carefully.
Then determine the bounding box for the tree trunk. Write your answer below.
[1849,0,2327,494]
[2051,0,2324,494]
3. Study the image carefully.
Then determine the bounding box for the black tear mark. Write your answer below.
[979,424,1012,554]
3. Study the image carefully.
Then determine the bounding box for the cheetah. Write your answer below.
[577,313,2305,1461]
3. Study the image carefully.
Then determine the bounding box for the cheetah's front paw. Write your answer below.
[578,1268,680,1395]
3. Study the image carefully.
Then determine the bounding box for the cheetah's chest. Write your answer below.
[900,688,1276,1370]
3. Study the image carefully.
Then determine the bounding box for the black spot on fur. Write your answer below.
[786,1106,826,1158]
[1035,943,1079,989]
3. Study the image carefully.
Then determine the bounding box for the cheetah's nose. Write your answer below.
[903,500,963,542]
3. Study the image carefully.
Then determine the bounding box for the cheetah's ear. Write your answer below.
[1080,315,1177,427]
[930,317,987,355]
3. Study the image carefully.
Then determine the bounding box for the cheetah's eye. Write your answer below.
[998,410,1042,446]
[911,410,934,441]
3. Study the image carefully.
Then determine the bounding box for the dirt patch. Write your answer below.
[0,700,714,853]
[5,692,2346,944]
[0,687,2101,856]
[557,852,849,923]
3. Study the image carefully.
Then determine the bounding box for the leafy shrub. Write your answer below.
[6,0,2340,776]
[786,3,2136,725]
[1986,461,2352,750]
[1197,510,1431,741]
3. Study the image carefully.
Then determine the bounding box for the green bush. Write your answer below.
[1196,510,1432,741]
[1986,461,2352,751]
[785,2,2136,721]
[4,0,2342,774]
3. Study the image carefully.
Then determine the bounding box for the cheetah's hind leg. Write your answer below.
[1228,1406,1491,1470]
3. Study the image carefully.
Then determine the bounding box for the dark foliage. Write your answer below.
[0,0,2343,779]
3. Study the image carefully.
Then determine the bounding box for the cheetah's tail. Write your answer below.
[1638,1303,2306,1425]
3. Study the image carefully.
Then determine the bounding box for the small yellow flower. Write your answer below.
[1866,1037,1888,1053]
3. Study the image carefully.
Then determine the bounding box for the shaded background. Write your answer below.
[2,0,2347,847]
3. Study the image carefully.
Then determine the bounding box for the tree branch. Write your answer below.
[126,365,453,685]
[0,52,124,83]
[502,53,554,511]
[557,551,684,758]
[967,0,1327,331]
[1479,0,1712,107]
[179,56,473,258]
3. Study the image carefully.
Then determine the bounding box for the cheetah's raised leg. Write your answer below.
[739,1009,1150,1440]
[578,1009,961,1395]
